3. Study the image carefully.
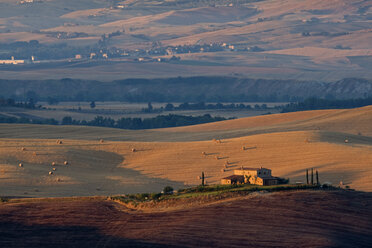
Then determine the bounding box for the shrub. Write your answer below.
[163,186,174,194]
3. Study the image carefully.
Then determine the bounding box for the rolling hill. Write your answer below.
[1,106,372,197]
[1,190,371,247]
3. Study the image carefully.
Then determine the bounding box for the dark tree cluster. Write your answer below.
[144,102,275,113]
[1,114,228,130]
[281,97,372,113]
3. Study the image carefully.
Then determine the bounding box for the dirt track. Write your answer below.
[0,190,371,248]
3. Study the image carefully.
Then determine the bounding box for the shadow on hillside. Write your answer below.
[0,221,178,248]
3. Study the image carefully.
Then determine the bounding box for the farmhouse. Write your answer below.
[221,167,278,186]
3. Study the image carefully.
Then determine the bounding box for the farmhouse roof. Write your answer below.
[237,167,270,171]
[222,175,245,180]
[257,176,278,180]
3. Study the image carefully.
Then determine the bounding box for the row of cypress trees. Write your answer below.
[306,168,320,185]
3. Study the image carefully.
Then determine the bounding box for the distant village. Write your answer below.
[1,0,266,66]
[0,40,264,66]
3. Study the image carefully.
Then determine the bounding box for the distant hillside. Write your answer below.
[0,77,371,102]
[0,0,370,81]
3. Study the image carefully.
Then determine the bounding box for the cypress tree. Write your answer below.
[201,172,205,186]
[316,170,320,185]
[311,168,314,185]
[306,169,309,184]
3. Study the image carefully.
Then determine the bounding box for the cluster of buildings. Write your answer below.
[0,56,35,65]
[221,167,279,186]
[0,56,26,65]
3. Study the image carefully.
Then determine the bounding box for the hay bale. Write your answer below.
[221,168,225,172]
[344,139,349,143]
[33,152,37,156]
[57,140,63,144]
[242,146,245,150]
[51,162,56,166]
[52,168,56,171]
[64,161,68,165]
[19,163,23,167]
[131,148,136,152]
[215,156,220,160]
[100,139,104,143]
[49,171,53,175]
[202,152,206,156]
[21,147,26,151]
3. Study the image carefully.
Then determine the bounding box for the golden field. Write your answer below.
[1,106,372,196]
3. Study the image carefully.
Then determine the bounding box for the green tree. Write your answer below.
[163,186,174,194]
[90,101,96,109]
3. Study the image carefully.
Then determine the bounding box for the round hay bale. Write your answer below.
[33,152,37,156]
[242,146,245,150]
[131,148,136,152]
[197,176,201,180]
[100,139,104,143]
[221,168,225,172]
[215,156,219,160]
[51,162,56,166]
[57,178,61,182]
[21,147,26,151]
[49,171,53,175]
[202,152,206,156]
[57,140,63,144]
[344,139,349,143]
[19,163,23,167]
[52,168,56,171]
[64,161,68,165]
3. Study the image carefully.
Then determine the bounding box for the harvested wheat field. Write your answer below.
[0,190,371,248]
[1,106,372,196]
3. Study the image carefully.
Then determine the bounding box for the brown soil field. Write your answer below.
[0,190,371,247]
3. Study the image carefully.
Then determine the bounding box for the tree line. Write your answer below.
[142,102,277,113]
[0,114,229,130]
[281,97,372,113]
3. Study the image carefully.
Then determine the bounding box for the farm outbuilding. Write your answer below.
[221,175,245,185]
[249,175,278,186]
